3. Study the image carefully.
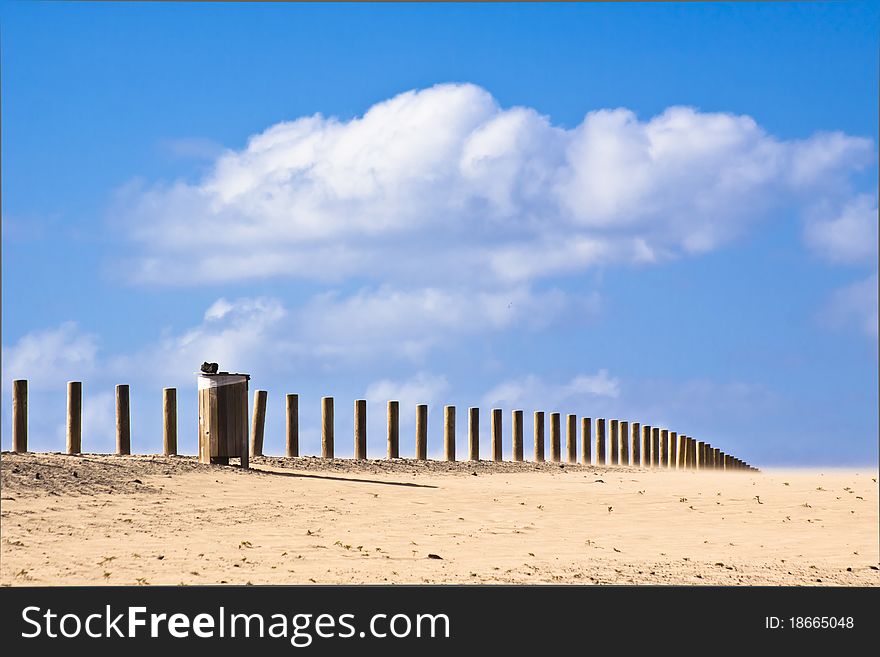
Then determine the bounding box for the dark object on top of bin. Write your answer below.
[201,361,219,374]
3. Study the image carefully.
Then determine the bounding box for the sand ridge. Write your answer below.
[1,452,877,586]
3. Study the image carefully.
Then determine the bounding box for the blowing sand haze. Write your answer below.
[1,453,876,586]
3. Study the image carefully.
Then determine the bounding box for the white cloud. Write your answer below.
[115,297,290,386]
[1,322,98,390]
[804,194,878,264]
[821,273,878,338]
[116,83,874,286]
[297,284,586,363]
[364,372,449,422]
[101,284,580,388]
[482,370,620,411]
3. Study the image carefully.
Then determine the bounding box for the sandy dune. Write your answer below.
[1,452,877,586]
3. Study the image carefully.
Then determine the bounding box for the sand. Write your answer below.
[1,452,877,586]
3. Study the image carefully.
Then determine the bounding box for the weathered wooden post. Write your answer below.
[619,420,629,466]
[322,396,334,458]
[354,399,367,459]
[250,390,268,457]
[550,412,561,462]
[581,417,592,465]
[641,425,651,468]
[115,384,131,456]
[651,427,660,467]
[695,440,705,469]
[416,404,428,460]
[659,429,669,468]
[609,419,619,465]
[712,447,720,470]
[163,387,177,456]
[445,405,456,462]
[668,431,677,469]
[566,414,577,464]
[595,418,606,465]
[387,401,400,459]
[690,438,698,469]
[12,379,27,453]
[468,407,479,461]
[285,394,299,457]
[491,408,502,462]
[512,410,523,462]
[629,421,640,466]
[67,381,82,454]
[534,411,545,463]
[676,433,687,469]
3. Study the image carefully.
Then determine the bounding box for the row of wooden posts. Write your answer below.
[8,380,757,471]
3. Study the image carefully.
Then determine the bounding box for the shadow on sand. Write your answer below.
[250,467,438,489]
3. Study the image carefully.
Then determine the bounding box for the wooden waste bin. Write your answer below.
[198,372,250,467]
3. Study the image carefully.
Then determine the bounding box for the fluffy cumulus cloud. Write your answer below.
[118,83,873,287]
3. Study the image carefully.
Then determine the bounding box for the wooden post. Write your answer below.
[12,379,27,453]
[659,429,669,468]
[162,388,177,456]
[581,417,591,465]
[595,418,606,465]
[640,425,651,468]
[66,381,82,454]
[512,410,523,462]
[712,447,720,470]
[115,384,131,456]
[609,419,619,465]
[491,408,502,462]
[668,431,678,469]
[619,420,629,465]
[695,440,705,469]
[240,381,249,469]
[651,427,660,467]
[566,414,577,464]
[550,412,561,463]
[689,438,698,469]
[285,394,299,457]
[629,422,640,466]
[534,411,545,463]
[416,404,428,460]
[676,434,687,469]
[322,396,334,458]
[354,399,367,459]
[468,407,479,461]
[250,390,268,457]
[444,406,456,462]
[387,401,399,459]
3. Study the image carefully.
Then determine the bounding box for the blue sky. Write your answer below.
[2,1,877,466]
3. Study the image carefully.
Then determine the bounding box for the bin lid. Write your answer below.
[196,372,250,389]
